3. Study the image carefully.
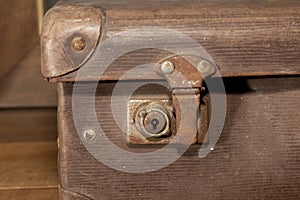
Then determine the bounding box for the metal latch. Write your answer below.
[127,55,215,146]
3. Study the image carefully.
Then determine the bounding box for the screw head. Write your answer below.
[83,129,97,142]
[197,60,212,74]
[71,37,86,51]
[161,61,175,74]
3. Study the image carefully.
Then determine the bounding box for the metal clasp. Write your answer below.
[127,55,215,146]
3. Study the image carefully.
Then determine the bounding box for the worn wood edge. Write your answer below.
[57,83,96,200]
[60,187,91,200]
[49,67,300,83]
[57,83,67,189]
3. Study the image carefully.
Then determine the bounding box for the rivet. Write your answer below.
[72,37,86,51]
[83,129,97,142]
[161,61,175,74]
[197,60,212,74]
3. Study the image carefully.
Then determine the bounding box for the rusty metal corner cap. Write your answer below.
[41,5,103,79]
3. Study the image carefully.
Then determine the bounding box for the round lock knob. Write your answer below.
[143,111,167,135]
[135,104,171,138]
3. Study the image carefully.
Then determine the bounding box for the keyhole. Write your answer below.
[142,110,168,136]
[151,119,159,130]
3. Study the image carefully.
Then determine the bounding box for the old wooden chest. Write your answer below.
[41,0,300,199]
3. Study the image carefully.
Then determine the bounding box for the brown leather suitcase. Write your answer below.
[41,0,300,199]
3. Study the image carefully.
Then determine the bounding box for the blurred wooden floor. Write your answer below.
[0,45,59,199]
[0,142,59,199]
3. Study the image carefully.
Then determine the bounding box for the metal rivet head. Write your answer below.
[161,61,175,74]
[197,60,212,74]
[72,37,86,51]
[83,129,97,142]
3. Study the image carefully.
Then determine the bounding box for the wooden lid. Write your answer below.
[41,0,300,82]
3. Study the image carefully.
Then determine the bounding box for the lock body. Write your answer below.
[134,104,172,138]
[127,99,175,145]
[127,92,210,146]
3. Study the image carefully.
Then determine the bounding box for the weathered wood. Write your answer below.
[43,0,300,81]
[59,187,90,200]
[0,0,38,79]
[43,1,300,199]
[57,77,300,199]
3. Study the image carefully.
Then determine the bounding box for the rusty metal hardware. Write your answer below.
[134,104,171,138]
[71,37,87,51]
[83,129,97,143]
[127,100,176,145]
[127,56,215,146]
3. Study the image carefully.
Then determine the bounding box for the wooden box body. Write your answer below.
[41,0,300,199]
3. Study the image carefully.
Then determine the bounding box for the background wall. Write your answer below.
[0,0,38,79]
[45,0,58,9]
[0,1,59,199]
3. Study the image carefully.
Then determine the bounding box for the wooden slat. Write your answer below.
[0,189,58,200]
[0,45,57,108]
[0,109,57,142]
[0,0,38,79]
[0,142,58,190]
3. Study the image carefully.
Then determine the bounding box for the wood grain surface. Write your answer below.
[44,1,300,199]
[57,77,300,199]
[0,189,58,200]
[0,142,59,199]
[44,0,300,81]
[0,142,58,190]
[0,0,38,79]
